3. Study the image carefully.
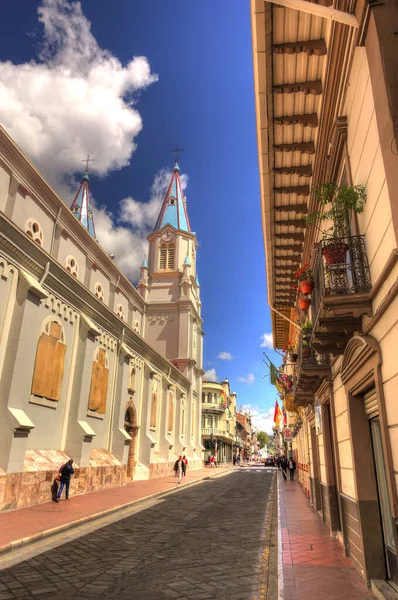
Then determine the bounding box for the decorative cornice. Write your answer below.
[273,80,322,96]
[274,114,318,128]
[274,185,310,196]
[273,39,327,56]
[274,142,315,154]
[274,166,313,177]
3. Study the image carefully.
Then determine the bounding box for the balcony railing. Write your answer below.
[293,335,330,402]
[201,401,226,414]
[312,234,372,322]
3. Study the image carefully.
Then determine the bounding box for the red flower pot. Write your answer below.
[300,280,314,295]
[299,297,311,310]
[322,242,349,265]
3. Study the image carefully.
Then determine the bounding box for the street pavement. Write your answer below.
[0,469,277,600]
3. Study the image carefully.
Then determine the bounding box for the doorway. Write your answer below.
[369,411,398,585]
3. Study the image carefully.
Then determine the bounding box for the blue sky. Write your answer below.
[0,0,281,431]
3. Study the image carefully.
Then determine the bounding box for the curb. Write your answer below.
[0,468,233,558]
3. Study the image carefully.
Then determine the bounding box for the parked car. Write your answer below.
[264,456,275,467]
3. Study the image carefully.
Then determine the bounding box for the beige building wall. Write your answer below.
[0,126,204,509]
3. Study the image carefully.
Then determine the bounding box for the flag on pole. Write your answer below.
[282,406,287,426]
[273,400,282,427]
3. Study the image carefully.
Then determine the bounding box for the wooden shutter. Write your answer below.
[364,388,378,419]
[88,349,109,413]
[150,391,157,428]
[159,245,167,269]
[167,244,175,270]
[31,332,66,401]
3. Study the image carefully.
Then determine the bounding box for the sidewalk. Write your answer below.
[279,475,375,600]
[0,465,232,556]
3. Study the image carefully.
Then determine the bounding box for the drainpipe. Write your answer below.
[107,327,124,451]
[39,262,50,285]
[60,313,81,451]
[50,207,62,255]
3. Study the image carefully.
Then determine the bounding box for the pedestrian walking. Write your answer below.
[281,456,288,481]
[174,456,184,484]
[275,456,281,469]
[182,455,188,477]
[233,455,236,466]
[236,454,241,465]
[56,458,74,502]
[288,457,296,481]
[209,454,215,468]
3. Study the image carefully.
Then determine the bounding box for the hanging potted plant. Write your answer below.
[285,341,298,364]
[299,296,311,311]
[295,264,314,295]
[302,339,311,358]
[305,182,366,265]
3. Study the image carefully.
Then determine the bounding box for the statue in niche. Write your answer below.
[125,400,139,478]
[150,380,158,428]
[88,347,109,414]
[167,391,174,432]
[31,320,66,401]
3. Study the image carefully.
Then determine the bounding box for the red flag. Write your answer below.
[273,400,281,427]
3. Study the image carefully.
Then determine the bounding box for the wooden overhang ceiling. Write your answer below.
[252,0,332,349]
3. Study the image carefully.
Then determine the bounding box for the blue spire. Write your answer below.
[195,274,200,286]
[183,256,190,265]
[70,172,96,239]
[141,257,148,268]
[153,160,191,232]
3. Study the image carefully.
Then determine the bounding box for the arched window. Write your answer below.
[207,392,212,404]
[116,303,125,320]
[25,219,43,246]
[159,243,175,271]
[94,282,104,302]
[65,255,78,278]
[31,319,66,401]
[202,392,205,403]
[88,347,109,414]
[150,380,158,429]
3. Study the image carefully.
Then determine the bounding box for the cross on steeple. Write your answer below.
[82,154,94,173]
[170,145,183,163]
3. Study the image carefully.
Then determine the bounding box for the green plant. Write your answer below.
[305,182,366,239]
[301,321,312,333]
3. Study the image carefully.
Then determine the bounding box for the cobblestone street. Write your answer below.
[0,470,277,600]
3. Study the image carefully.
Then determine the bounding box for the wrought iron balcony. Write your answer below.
[293,336,330,405]
[201,401,226,414]
[310,235,372,355]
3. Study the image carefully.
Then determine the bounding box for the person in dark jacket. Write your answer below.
[280,456,288,481]
[288,457,297,481]
[56,459,74,502]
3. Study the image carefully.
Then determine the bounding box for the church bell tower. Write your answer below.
[140,158,203,383]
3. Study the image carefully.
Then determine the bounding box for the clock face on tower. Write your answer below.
[161,230,174,242]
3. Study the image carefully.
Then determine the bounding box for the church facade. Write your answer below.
[0,126,204,511]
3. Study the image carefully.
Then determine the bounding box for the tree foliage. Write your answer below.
[257,431,270,448]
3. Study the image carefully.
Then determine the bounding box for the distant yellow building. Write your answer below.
[252,0,398,589]
[201,378,236,463]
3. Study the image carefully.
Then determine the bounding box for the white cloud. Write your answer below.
[260,333,274,349]
[217,351,233,361]
[237,373,255,384]
[204,368,218,382]
[0,0,158,187]
[241,405,275,434]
